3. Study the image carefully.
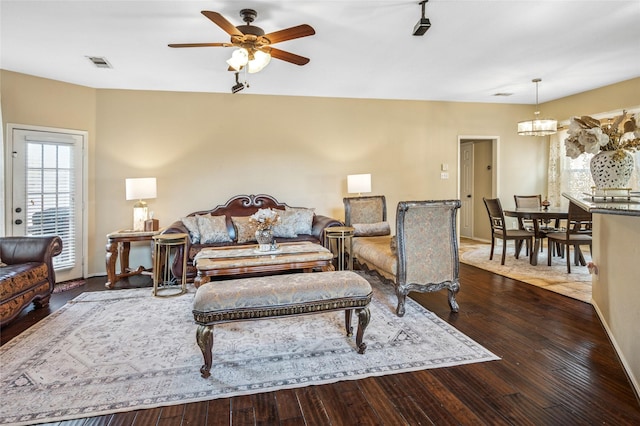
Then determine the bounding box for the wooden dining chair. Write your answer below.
[545,202,592,273]
[483,198,534,265]
[513,195,542,231]
[514,194,563,254]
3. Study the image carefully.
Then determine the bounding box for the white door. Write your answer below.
[10,127,85,282]
[460,142,474,238]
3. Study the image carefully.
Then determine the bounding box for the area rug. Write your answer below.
[0,273,499,426]
[459,239,592,303]
[52,279,86,294]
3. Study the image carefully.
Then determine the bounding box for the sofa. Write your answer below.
[343,196,461,316]
[0,236,63,327]
[162,194,343,281]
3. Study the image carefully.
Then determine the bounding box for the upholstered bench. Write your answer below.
[192,270,373,378]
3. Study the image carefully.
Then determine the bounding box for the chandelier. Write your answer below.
[517,78,557,136]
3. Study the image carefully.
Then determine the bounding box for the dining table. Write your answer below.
[503,206,568,266]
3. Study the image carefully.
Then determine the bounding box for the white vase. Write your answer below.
[589,150,634,189]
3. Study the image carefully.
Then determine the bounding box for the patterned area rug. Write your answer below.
[0,273,499,426]
[52,279,86,294]
[459,239,592,303]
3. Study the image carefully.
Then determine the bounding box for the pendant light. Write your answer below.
[517,78,557,136]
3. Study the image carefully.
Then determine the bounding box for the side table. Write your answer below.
[324,226,355,271]
[152,233,188,297]
[105,229,159,289]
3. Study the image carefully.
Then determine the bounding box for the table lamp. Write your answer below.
[125,177,157,231]
[347,174,372,196]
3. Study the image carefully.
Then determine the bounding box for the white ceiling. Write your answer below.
[1,0,639,104]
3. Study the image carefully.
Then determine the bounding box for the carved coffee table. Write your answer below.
[193,242,334,287]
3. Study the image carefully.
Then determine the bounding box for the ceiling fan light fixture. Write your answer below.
[247,50,271,73]
[226,48,249,71]
[517,78,557,136]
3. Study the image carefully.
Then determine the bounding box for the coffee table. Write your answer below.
[193,242,334,287]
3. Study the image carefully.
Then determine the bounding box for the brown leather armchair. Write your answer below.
[1,236,63,326]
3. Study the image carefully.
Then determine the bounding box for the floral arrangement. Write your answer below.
[249,208,280,230]
[564,110,640,160]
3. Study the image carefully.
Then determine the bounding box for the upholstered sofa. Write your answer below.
[162,194,343,281]
[0,236,63,327]
[344,196,461,317]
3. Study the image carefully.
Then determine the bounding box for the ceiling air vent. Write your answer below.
[493,92,513,97]
[87,56,112,69]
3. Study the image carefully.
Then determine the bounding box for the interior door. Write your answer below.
[10,127,85,282]
[460,142,474,238]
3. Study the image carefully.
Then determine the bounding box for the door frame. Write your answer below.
[4,123,89,279]
[457,135,500,240]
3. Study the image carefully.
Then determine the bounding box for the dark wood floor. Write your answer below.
[2,264,639,425]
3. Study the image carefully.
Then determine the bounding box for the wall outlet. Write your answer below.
[440,172,449,179]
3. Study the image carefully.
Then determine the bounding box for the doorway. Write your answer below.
[458,136,498,241]
[6,124,87,282]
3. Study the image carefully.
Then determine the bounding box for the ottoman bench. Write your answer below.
[192,270,373,378]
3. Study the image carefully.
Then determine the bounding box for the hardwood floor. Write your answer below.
[2,265,639,425]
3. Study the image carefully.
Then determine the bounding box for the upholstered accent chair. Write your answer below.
[483,197,534,265]
[545,202,592,273]
[344,196,461,317]
[343,195,387,227]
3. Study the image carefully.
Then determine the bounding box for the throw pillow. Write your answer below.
[272,210,298,238]
[231,216,257,244]
[284,206,315,235]
[181,216,200,244]
[197,215,232,244]
[352,221,391,237]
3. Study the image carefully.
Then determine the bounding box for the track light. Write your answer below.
[413,0,431,36]
[231,72,245,94]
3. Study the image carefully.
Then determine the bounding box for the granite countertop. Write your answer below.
[563,192,640,217]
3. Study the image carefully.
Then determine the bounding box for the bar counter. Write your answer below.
[563,192,640,217]
[562,191,640,396]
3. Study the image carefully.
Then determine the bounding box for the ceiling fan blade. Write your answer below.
[263,24,315,44]
[265,47,310,66]
[201,11,244,37]
[168,42,232,48]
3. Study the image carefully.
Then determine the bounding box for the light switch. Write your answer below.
[441,163,449,171]
[440,172,449,179]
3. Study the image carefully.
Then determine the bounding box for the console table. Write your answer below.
[105,229,160,289]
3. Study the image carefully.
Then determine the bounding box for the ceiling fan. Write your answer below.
[168,9,315,73]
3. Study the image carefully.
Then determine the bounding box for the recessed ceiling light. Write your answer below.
[86,56,112,69]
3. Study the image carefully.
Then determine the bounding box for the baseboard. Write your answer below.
[591,299,640,402]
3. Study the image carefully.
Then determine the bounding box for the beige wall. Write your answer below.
[91,87,535,274]
[3,70,638,275]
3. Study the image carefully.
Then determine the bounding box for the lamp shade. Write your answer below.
[517,117,558,136]
[347,174,372,194]
[125,178,157,201]
[226,48,249,71]
[248,50,271,73]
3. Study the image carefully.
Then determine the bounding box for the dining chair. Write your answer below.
[514,194,563,254]
[545,202,592,273]
[483,198,534,265]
